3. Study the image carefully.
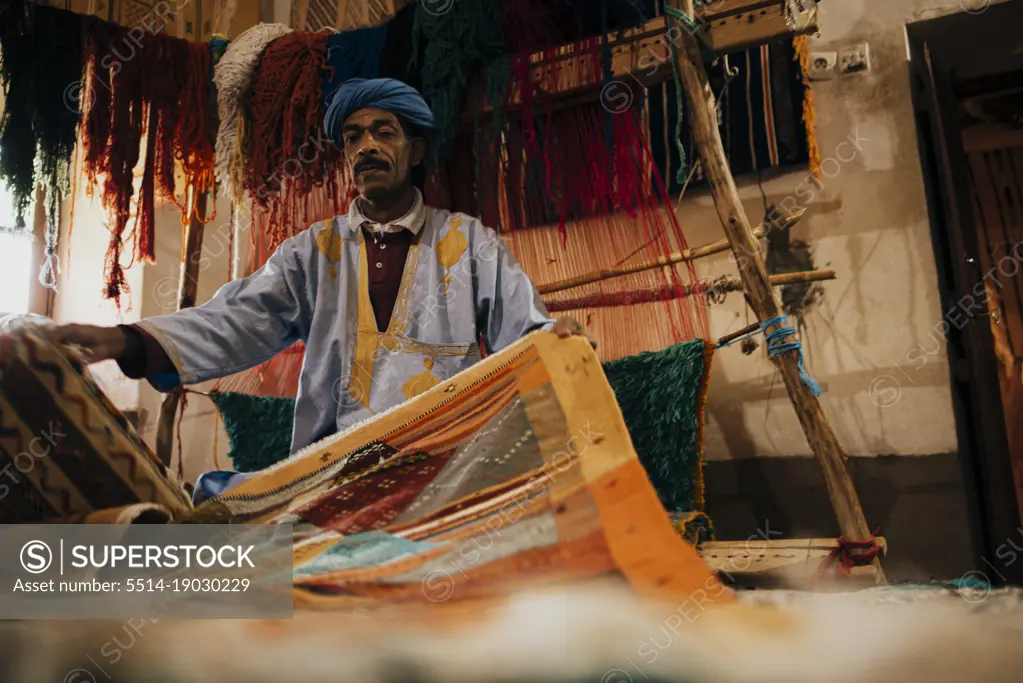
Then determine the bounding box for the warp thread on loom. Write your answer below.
[499,94,711,358]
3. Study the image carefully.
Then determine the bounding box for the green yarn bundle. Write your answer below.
[410,0,511,163]
[209,391,296,474]
[602,340,710,514]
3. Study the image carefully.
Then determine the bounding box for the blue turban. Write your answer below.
[323,78,436,144]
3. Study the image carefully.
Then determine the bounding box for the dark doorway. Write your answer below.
[907,0,1023,586]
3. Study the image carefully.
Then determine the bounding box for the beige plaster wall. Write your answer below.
[684,0,1000,460]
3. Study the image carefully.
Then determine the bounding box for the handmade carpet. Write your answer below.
[4,330,1023,683]
[181,331,725,609]
[210,339,714,517]
[0,326,722,606]
[0,327,192,524]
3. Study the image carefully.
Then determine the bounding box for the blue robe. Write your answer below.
[137,205,555,503]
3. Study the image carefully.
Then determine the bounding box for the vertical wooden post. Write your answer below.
[155,189,208,467]
[155,0,236,469]
[667,0,882,577]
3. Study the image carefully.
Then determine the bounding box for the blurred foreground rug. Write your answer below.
[0,327,192,523]
[5,582,1023,683]
[2,333,1022,683]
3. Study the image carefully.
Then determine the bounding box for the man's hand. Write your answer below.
[50,324,128,364]
[552,316,597,349]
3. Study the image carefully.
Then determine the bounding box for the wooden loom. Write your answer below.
[155,0,885,584]
[462,0,885,584]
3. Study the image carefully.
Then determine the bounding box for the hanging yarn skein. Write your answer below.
[0,1,85,236]
[245,32,346,248]
[213,22,293,205]
[0,0,37,229]
[81,21,216,305]
[410,0,511,164]
[174,39,217,226]
[0,2,85,291]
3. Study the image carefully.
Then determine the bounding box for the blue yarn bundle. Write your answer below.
[321,25,388,107]
[718,315,821,397]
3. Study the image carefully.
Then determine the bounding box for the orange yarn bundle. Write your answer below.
[81,23,215,306]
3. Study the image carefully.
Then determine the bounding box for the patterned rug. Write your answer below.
[212,339,714,517]
[2,328,1022,683]
[0,327,192,523]
[182,331,725,609]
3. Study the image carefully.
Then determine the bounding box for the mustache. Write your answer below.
[354,159,390,174]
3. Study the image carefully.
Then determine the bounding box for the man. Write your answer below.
[53,78,593,500]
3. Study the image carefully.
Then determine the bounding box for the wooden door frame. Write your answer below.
[907,23,1023,586]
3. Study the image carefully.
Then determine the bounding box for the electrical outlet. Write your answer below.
[839,43,871,74]
[809,51,838,80]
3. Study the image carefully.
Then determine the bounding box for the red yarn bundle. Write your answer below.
[244,32,347,251]
[81,23,214,306]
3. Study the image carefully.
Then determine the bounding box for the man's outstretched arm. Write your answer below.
[51,233,313,390]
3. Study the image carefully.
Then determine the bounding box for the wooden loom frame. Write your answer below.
[156,0,883,582]
[463,0,884,582]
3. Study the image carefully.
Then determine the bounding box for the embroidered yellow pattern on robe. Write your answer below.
[402,357,441,400]
[348,220,477,411]
[349,239,387,410]
[436,214,468,295]
[316,222,345,278]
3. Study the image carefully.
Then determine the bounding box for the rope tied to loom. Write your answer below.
[717,314,821,397]
[663,4,703,35]
[38,186,62,291]
[817,528,881,578]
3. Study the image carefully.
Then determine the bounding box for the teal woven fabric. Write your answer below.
[602,340,709,513]
[212,340,711,512]
[209,391,296,474]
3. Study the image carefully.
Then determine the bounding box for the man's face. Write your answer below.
[341,108,426,202]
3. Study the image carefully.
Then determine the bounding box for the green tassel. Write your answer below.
[410,0,510,164]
